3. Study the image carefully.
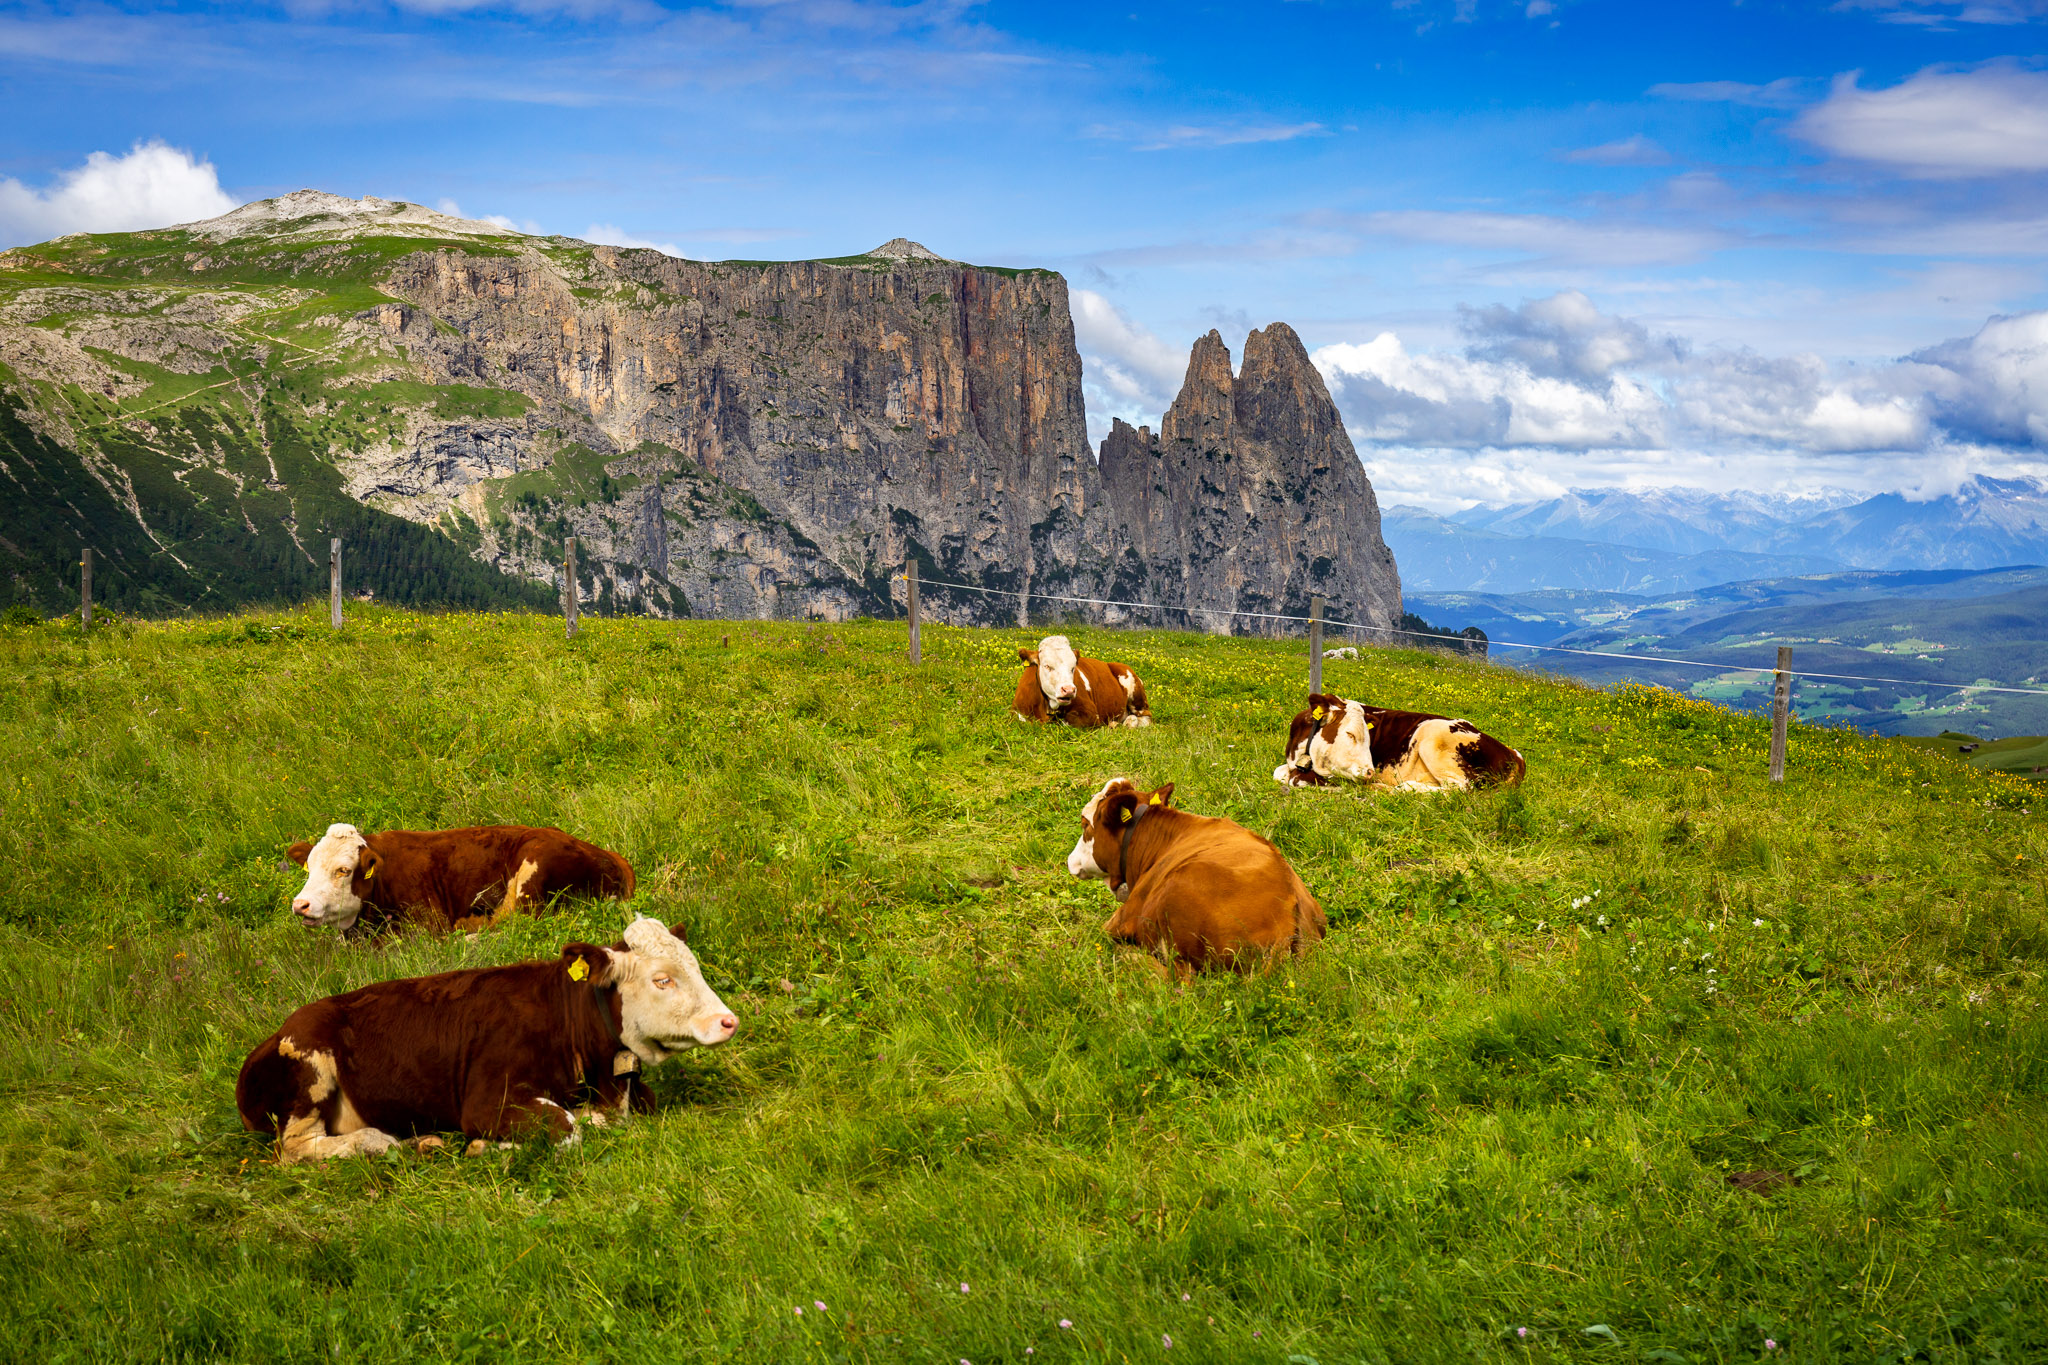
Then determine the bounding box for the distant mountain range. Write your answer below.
[1450,486,1862,558]
[1404,478,2048,587]
[1383,506,1843,593]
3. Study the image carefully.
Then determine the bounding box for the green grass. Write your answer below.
[1,608,2044,1363]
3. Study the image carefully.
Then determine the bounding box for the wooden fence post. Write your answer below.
[328,539,342,629]
[1309,594,1324,695]
[80,547,93,629]
[1768,645,1792,783]
[564,537,579,640]
[906,560,921,664]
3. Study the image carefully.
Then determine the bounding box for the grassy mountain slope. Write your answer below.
[0,609,2042,1362]
[0,220,559,616]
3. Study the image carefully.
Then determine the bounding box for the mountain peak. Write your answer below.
[172,190,522,243]
[867,238,950,261]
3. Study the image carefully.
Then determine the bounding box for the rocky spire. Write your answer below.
[1096,325,1401,636]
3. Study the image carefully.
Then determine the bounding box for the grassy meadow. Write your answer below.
[1,605,2044,1364]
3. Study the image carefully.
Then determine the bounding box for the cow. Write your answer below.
[236,916,736,1163]
[1273,694,1525,792]
[1065,778,1325,979]
[1013,635,1153,729]
[286,823,635,934]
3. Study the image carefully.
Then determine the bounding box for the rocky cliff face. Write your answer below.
[0,192,1399,633]
[376,238,1124,623]
[1097,325,1402,634]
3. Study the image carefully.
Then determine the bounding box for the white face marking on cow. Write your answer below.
[292,824,368,930]
[1294,699,1376,785]
[611,917,738,1064]
[1035,635,1080,710]
[1065,778,1121,880]
[1312,702,1376,782]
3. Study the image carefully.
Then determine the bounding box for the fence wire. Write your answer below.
[912,573,2048,699]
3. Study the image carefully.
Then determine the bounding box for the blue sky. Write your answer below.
[5,0,2048,507]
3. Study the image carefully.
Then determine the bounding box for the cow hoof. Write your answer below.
[360,1131,400,1157]
[464,1139,490,1157]
[463,932,481,944]
[409,1136,446,1155]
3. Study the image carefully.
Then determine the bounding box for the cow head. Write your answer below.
[1282,694,1374,784]
[562,917,737,1064]
[287,823,382,931]
[1018,635,1081,711]
[1066,777,1174,884]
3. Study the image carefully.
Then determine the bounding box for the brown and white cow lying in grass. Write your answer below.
[1066,778,1325,979]
[287,823,635,934]
[1274,694,1526,792]
[236,917,735,1163]
[1013,635,1153,729]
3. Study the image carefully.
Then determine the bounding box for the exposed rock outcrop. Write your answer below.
[1097,325,1402,634]
[375,239,1126,623]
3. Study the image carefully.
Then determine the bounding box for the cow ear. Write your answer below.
[1101,788,1142,829]
[1017,648,1039,664]
[354,845,383,886]
[1148,782,1175,808]
[561,942,615,985]
[667,922,688,944]
[287,841,313,867]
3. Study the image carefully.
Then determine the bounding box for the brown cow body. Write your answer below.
[237,918,735,1162]
[287,823,634,933]
[1012,635,1153,729]
[1066,779,1325,978]
[1274,694,1525,791]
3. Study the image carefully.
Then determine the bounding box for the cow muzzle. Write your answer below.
[649,1013,738,1058]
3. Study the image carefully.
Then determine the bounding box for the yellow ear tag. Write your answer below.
[362,865,374,880]
[1148,793,1163,805]
[1311,707,1324,721]
[567,958,589,982]
[1120,808,1133,823]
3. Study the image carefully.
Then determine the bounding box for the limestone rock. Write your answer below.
[1097,325,1401,635]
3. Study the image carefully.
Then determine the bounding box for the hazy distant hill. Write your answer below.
[1408,565,2048,647]
[1419,575,2048,738]
[1381,506,1843,593]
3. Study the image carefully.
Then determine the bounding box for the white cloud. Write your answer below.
[1833,0,2048,25]
[1071,288,1187,439]
[1908,310,2048,443]
[1461,289,1672,382]
[1563,134,1670,166]
[1668,349,1928,452]
[1084,121,1330,151]
[1356,209,1729,266]
[1311,289,1951,462]
[1794,63,2048,177]
[434,197,542,233]
[580,221,686,257]
[0,141,236,247]
[1648,77,1809,107]
[1316,331,1667,449]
